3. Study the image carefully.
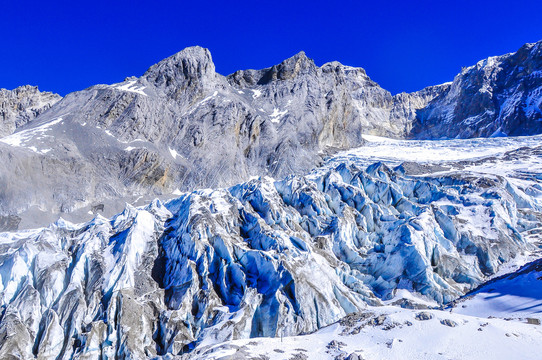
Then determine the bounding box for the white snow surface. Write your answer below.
[345,134,542,165]
[0,117,63,154]
[321,133,542,198]
[454,259,542,321]
[169,146,179,159]
[192,306,542,360]
[251,89,262,99]
[113,80,148,96]
[269,108,288,123]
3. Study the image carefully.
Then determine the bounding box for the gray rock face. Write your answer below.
[416,312,434,321]
[411,40,542,139]
[0,85,61,137]
[0,47,442,226]
[1,40,541,227]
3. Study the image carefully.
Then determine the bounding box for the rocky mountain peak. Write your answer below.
[227,51,317,87]
[321,61,368,78]
[278,50,314,74]
[258,50,317,84]
[142,46,216,88]
[410,39,542,139]
[512,39,542,74]
[518,39,542,57]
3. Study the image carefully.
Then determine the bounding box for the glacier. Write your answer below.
[0,135,541,358]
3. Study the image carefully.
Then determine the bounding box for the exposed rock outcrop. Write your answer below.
[0,47,442,225]
[411,41,542,138]
[0,85,61,137]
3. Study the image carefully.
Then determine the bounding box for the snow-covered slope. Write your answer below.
[0,135,541,359]
[190,305,542,360]
[453,258,542,321]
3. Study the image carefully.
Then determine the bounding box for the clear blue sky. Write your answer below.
[2,0,542,96]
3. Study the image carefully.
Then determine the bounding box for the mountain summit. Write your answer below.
[412,40,542,138]
[0,41,541,229]
[143,46,218,90]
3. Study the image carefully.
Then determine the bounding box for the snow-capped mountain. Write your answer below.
[1,134,541,359]
[411,41,542,139]
[1,40,542,359]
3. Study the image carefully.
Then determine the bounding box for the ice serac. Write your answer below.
[0,201,175,359]
[0,139,540,358]
[0,85,61,137]
[411,40,542,139]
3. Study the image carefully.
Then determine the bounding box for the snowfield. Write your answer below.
[190,306,542,360]
[329,133,542,171]
[454,258,542,321]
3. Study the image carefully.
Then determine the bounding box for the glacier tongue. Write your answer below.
[0,143,541,358]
